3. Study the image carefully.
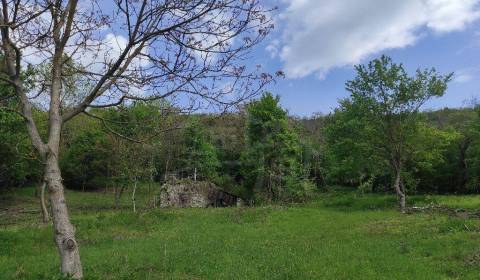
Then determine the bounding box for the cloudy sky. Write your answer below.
[256,0,480,116]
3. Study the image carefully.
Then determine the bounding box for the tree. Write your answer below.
[0,1,273,277]
[242,93,314,202]
[324,99,387,188]
[464,106,480,192]
[0,57,40,189]
[60,120,111,191]
[181,117,220,181]
[422,108,479,193]
[344,55,452,212]
[200,112,247,195]
[0,106,40,187]
[406,122,459,193]
[104,102,171,211]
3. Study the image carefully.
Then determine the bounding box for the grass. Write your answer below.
[1,185,480,279]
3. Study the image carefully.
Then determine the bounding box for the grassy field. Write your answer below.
[1,186,480,279]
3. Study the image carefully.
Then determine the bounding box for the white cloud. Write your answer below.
[455,72,473,83]
[266,39,280,58]
[275,0,480,78]
[454,67,479,83]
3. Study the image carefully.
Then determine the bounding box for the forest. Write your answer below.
[3,57,480,204]
[2,1,480,279]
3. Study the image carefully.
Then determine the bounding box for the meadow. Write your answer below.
[1,186,480,279]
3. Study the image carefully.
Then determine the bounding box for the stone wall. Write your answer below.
[159,180,240,208]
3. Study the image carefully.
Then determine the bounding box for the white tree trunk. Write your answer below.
[132,180,137,213]
[393,166,406,213]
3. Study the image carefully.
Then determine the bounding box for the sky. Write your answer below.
[255,0,480,117]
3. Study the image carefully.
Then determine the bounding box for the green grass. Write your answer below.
[1,186,480,279]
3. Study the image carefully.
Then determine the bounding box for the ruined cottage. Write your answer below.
[159,180,241,208]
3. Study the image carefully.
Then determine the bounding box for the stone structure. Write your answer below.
[159,180,240,208]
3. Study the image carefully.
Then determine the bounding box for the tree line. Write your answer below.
[1,92,315,202]
[3,56,480,210]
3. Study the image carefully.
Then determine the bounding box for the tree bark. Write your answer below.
[45,153,83,279]
[393,164,406,213]
[40,181,50,223]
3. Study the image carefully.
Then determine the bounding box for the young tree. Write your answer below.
[0,1,273,277]
[345,55,452,212]
[181,117,220,181]
[242,92,313,202]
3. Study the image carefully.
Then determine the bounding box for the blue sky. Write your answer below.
[254,0,480,117]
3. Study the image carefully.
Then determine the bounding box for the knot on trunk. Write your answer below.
[63,238,77,251]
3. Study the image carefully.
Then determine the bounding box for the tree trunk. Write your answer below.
[45,154,83,279]
[40,181,50,223]
[114,185,118,209]
[393,165,406,213]
[114,184,125,209]
[164,156,170,182]
[132,179,137,213]
[457,138,470,193]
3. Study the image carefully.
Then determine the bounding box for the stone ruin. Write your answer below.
[159,180,241,208]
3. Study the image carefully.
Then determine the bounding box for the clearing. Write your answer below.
[1,186,480,279]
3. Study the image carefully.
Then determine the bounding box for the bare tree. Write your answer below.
[0,0,274,278]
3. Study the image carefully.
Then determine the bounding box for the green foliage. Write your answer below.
[0,57,41,188]
[0,109,40,187]
[1,54,477,202]
[325,55,452,196]
[324,100,387,186]
[181,117,220,180]
[465,107,480,192]
[418,108,480,193]
[59,102,174,190]
[406,123,459,192]
[242,92,314,202]
[200,113,247,195]
[60,120,111,190]
[0,74,41,188]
